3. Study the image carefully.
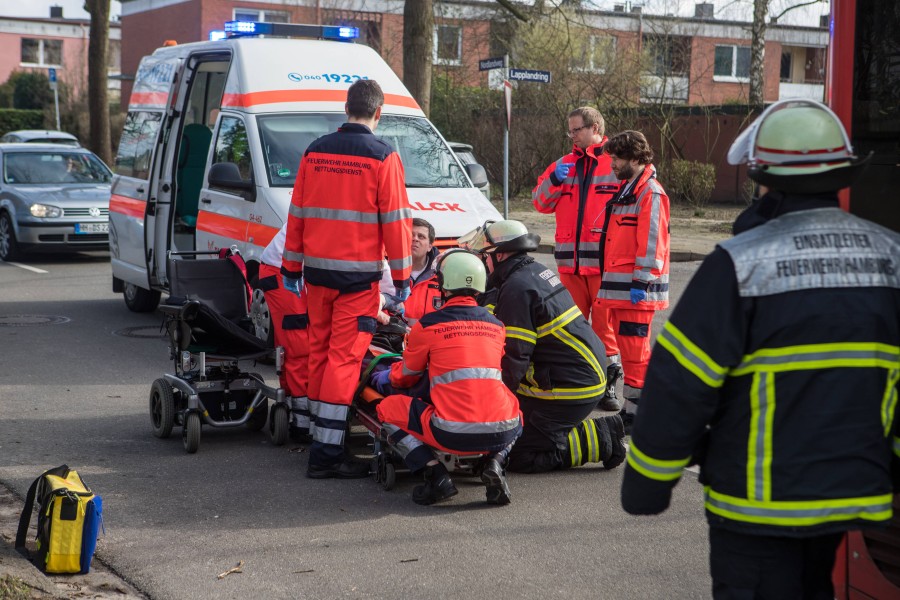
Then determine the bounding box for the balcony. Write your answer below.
[778,82,824,101]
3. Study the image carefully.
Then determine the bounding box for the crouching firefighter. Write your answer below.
[460,220,627,474]
[372,249,523,505]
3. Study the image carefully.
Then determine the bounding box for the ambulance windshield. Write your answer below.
[257,114,471,189]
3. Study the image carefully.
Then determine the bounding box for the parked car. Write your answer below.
[0,130,81,147]
[0,144,112,261]
[447,141,490,200]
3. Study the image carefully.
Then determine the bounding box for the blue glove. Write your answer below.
[371,368,392,391]
[396,285,411,302]
[630,287,647,305]
[283,276,302,298]
[554,162,572,182]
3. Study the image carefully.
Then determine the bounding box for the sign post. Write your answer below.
[478,57,551,219]
[48,68,60,131]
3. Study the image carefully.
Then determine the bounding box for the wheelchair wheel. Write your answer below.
[183,412,201,453]
[246,400,269,431]
[382,462,396,491]
[270,405,288,446]
[149,379,176,439]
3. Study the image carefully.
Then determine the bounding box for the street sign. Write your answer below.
[509,68,551,84]
[478,57,504,71]
[48,67,57,91]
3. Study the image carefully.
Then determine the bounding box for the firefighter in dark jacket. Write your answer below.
[621,99,900,599]
[461,220,627,474]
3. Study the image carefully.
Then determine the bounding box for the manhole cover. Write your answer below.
[0,315,70,327]
[114,326,166,339]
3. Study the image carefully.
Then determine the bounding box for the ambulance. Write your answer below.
[109,21,501,340]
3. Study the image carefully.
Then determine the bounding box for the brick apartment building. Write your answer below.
[0,6,122,101]
[119,0,827,107]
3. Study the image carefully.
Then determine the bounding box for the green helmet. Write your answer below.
[435,249,487,296]
[457,220,541,254]
[727,99,870,194]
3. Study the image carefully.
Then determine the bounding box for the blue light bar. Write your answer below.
[222,21,359,41]
[209,30,226,41]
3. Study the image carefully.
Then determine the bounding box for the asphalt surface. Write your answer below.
[0,252,711,600]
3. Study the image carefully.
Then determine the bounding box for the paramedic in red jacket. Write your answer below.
[373,250,522,506]
[594,131,670,431]
[281,79,412,479]
[532,107,623,411]
[259,223,310,442]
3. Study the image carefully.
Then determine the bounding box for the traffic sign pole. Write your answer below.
[48,68,60,130]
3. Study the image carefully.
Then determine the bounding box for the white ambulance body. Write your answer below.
[109,25,499,318]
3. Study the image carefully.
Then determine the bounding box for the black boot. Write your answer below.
[597,362,623,411]
[600,414,627,470]
[619,408,635,436]
[480,458,512,505]
[412,463,458,505]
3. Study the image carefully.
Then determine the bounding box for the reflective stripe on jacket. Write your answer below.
[490,253,608,403]
[532,140,620,275]
[595,164,670,309]
[281,122,412,292]
[389,296,521,449]
[622,201,900,535]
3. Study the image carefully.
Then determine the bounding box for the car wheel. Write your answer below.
[0,211,21,261]
[249,286,275,348]
[123,282,161,313]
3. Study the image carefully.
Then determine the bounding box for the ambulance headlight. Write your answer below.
[30,203,62,218]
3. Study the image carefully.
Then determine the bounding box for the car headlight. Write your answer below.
[29,203,63,218]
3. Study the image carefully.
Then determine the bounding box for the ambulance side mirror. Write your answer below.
[464,163,488,188]
[208,162,254,191]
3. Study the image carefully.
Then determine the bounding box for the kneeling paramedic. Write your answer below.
[621,99,900,599]
[461,220,627,474]
[372,249,523,505]
[259,223,310,442]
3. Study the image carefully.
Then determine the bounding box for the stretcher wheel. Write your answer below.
[382,462,396,491]
[246,400,269,431]
[270,405,289,446]
[183,412,201,453]
[149,378,175,439]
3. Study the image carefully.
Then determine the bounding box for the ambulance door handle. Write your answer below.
[200,198,211,204]
[136,187,145,194]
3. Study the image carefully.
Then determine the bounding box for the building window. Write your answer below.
[233,9,289,23]
[714,45,751,80]
[643,34,690,77]
[21,38,63,67]
[433,25,462,66]
[780,50,792,82]
[572,35,616,73]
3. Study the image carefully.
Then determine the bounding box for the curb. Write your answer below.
[535,243,708,262]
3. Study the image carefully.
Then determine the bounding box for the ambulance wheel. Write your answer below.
[183,412,201,453]
[246,399,269,431]
[382,462,396,491]
[249,287,275,348]
[149,378,175,439]
[124,282,161,313]
[270,405,288,446]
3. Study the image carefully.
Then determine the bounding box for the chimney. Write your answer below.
[631,5,642,14]
[820,14,829,28]
[50,5,63,19]
[614,4,625,12]
[695,3,714,19]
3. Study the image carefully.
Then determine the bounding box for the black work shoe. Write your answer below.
[603,414,627,470]
[481,458,512,505]
[598,363,624,411]
[306,459,371,479]
[412,463,458,505]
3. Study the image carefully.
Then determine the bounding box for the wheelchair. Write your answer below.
[148,249,290,453]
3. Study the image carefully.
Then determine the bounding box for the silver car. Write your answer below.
[0,144,112,261]
[0,130,81,147]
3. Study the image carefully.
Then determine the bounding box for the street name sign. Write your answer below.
[509,68,551,83]
[479,57,505,71]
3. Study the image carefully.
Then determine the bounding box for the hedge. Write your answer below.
[0,109,45,136]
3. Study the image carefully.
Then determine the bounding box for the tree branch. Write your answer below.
[495,0,530,23]
[774,0,826,22]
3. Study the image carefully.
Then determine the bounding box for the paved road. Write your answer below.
[0,252,711,600]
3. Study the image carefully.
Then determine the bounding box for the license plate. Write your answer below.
[75,223,109,234]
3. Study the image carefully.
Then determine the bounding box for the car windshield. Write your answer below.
[2,152,111,185]
[256,114,470,188]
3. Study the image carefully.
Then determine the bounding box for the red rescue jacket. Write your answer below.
[532,140,621,275]
[595,164,670,310]
[281,122,412,292]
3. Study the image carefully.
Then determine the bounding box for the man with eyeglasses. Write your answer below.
[532,106,623,412]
